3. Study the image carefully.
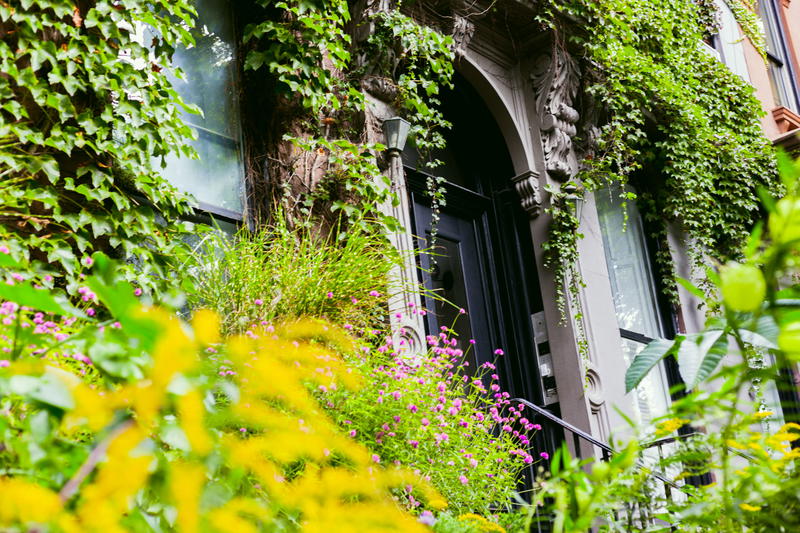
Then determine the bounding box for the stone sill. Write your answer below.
[772,105,800,134]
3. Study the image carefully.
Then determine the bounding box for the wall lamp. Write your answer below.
[382,116,411,155]
[562,181,584,222]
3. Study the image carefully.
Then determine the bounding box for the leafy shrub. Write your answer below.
[528,155,800,532]
[326,318,541,516]
[185,213,401,335]
[0,251,444,532]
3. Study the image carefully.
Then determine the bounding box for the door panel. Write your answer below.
[413,202,493,372]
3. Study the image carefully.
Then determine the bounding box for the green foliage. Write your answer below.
[539,0,779,308]
[0,250,443,532]
[243,0,355,114]
[541,156,800,532]
[184,212,400,336]
[0,0,200,296]
[242,0,455,237]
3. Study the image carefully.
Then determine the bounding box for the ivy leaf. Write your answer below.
[625,338,677,393]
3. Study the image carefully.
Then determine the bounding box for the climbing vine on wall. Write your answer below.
[0,1,198,296]
[537,0,779,313]
[241,0,454,237]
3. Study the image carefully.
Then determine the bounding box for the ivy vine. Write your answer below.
[0,0,198,296]
[242,0,454,239]
[538,0,779,318]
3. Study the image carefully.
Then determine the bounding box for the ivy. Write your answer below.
[538,0,779,315]
[0,0,199,296]
[242,1,454,238]
[724,0,767,59]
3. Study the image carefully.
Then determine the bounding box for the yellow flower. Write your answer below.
[740,503,762,512]
[178,390,212,456]
[753,410,773,420]
[170,462,206,533]
[192,309,220,346]
[655,418,689,437]
[0,477,62,526]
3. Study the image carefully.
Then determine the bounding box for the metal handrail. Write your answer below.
[509,398,686,492]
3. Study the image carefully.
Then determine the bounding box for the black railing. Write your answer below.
[510,398,691,532]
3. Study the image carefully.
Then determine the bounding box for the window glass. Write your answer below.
[596,186,672,425]
[759,0,799,111]
[162,0,245,215]
[715,0,750,81]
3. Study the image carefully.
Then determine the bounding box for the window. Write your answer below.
[161,0,246,221]
[759,0,799,112]
[713,0,750,81]
[596,187,673,426]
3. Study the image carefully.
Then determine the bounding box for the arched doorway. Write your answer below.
[403,74,554,412]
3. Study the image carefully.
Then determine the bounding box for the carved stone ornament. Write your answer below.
[512,170,541,217]
[531,40,581,182]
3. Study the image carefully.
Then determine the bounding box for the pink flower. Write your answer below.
[134,288,143,296]
[326,291,333,298]
[0,246,8,254]
[86,308,95,317]
[434,432,449,444]
[254,299,263,306]
[408,404,418,413]
[494,348,504,355]
[0,360,9,368]
[409,439,419,448]
[421,418,430,426]
[83,257,93,267]
[349,429,357,437]
[540,452,549,460]
[43,275,53,282]
[239,428,247,433]
[459,308,466,314]
[369,290,380,297]
[351,298,359,304]
[458,475,468,485]
[371,454,380,463]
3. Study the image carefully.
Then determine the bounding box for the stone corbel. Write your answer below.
[531,39,581,182]
[512,170,542,217]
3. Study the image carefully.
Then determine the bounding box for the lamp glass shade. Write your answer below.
[382,117,411,152]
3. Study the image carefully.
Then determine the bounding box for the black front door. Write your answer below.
[409,173,545,406]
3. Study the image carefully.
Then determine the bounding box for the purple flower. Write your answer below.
[408,404,418,413]
[409,439,419,448]
[418,510,436,526]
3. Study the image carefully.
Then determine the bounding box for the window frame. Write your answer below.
[162,0,248,224]
[760,0,800,112]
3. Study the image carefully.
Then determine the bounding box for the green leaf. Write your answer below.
[676,277,705,301]
[0,281,80,315]
[678,330,727,388]
[625,338,676,393]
